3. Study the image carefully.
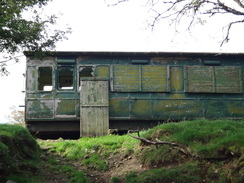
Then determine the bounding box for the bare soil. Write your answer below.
[38,147,148,183]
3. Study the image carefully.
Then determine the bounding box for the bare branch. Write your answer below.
[0,55,24,64]
[105,0,129,6]
[221,19,244,46]
[110,0,244,46]
[234,0,244,9]
[127,130,193,157]
[217,0,244,16]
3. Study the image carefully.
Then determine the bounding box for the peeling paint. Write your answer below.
[24,52,244,135]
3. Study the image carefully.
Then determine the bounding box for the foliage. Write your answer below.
[108,0,244,45]
[0,0,71,75]
[0,124,41,183]
[6,105,25,126]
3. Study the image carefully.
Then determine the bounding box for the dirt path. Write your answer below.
[38,147,147,183]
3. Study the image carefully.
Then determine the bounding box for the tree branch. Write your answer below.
[234,0,244,9]
[127,130,193,157]
[221,19,244,46]
[0,55,24,64]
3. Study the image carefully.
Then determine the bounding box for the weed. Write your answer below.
[69,170,91,183]
[125,171,138,183]
[82,153,108,171]
[111,176,121,183]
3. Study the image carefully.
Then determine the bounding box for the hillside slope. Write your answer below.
[1,119,244,183]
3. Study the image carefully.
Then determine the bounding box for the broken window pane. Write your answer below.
[58,67,74,90]
[38,67,53,91]
[79,66,94,90]
[79,66,94,77]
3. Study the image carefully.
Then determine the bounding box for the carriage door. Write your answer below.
[80,79,109,137]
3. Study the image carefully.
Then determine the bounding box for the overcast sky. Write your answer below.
[0,0,244,122]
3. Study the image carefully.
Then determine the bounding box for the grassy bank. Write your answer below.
[1,119,244,182]
[0,124,41,182]
[39,119,244,183]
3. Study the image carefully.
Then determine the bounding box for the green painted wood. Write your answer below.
[112,65,140,92]
[186,66,214,93]
[141,65,168,92]
[112,65,169,92]
[215,66,242,93]
[186,66,242,93]
[80,80,109,137]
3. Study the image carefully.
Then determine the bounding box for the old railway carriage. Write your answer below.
[24,51,244,137]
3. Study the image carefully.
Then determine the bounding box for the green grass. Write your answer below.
[0,124,41,183]
[60,165,91,183]
[4,119,242,183]
[127,162,202,183]
[39,134,139,160]
[82,153,108,170]
[38,134,139,173]
[141,119,244,158]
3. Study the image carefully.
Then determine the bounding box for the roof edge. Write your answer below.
[24,51,244,58]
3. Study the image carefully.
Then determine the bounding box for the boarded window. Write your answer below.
[113,65,140,92]
[58,67,74,90]
[141,65,168,92]
[186,66,242,93]
[112,65,169,92]
[38,67,52,91]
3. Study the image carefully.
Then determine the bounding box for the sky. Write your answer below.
[0,0,244,122]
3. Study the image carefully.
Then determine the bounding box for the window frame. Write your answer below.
[37,66,53,92]
[57,65,75,91]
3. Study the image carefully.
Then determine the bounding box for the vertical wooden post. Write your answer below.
[80,80,109,137]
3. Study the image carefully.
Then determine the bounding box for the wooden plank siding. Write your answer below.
[186,66,243,93]
[80,80,109,137]
[112,65,169,92]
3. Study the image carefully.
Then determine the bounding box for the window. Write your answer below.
[58,67,74,90]
[38,67,52,91]
[186,66,243,93]
[79,66,94,77]
[78,66,94,90]
[112,65,169,92]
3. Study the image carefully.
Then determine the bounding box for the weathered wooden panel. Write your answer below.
[94,66,110,78]
[80,107,109,136]
[152,99,204,118]
[130,100,152,118]
[80,81,109,106]
[186,66,243,93]
[80,80,109,137]
[226,100,244,117]
[109,99,130,118]
[26,100,54,119]
[170,66,184,92]
[112,65,140,92]
[141,66,168,92]
[112,65,169,92]
[205,100,225,118]
[55,99,76,117]
[186,66,214,93]
[26,66,36,92]
[215,67,242,93]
